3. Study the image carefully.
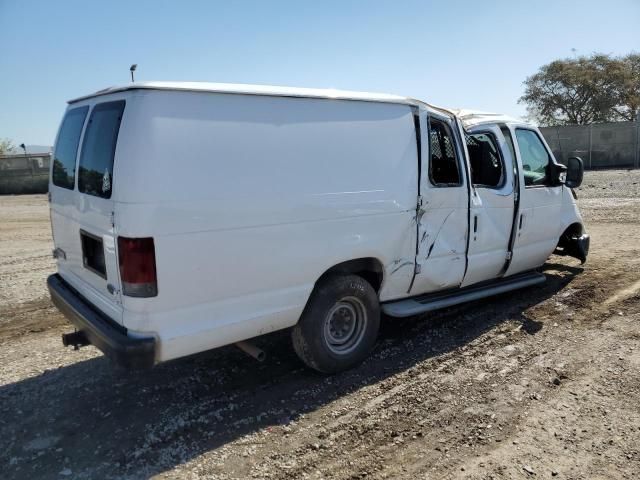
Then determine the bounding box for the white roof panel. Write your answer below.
[443,108,524,129]
[68,82,529,129]
[69,81,428,108]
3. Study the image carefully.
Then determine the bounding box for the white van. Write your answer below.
[47,82,589,373]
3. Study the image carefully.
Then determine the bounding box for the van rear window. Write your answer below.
[52,106,88,190]
[78,100,125,199]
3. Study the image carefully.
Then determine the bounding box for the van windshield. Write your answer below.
[78,100,125,199]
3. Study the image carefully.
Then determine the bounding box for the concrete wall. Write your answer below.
[0,154,51,195]
[540,121,640,169]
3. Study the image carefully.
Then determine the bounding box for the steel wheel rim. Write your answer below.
[323,296,368,355]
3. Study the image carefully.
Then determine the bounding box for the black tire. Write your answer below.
[291,274,380,374]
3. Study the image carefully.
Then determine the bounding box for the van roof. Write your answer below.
[68,81,429,108]
[68,82,529,129]
[443,108,524,129]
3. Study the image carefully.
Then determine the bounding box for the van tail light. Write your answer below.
[117,237,158,297]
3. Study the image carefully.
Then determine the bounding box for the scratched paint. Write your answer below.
[411,205,468,293]
[389,260,414,276]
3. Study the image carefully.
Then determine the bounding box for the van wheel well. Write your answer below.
[555,222,589,264]
[557,222,583,248]
[317,258,384,293]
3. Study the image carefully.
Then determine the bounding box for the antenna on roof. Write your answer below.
[130,64,137,82]
[19,143,29,159]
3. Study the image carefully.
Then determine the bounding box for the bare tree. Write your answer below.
[0,138,16,155]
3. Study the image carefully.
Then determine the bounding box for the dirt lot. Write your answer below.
[1,170,639,480]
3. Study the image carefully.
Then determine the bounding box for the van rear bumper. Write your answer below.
[47,274,156,369]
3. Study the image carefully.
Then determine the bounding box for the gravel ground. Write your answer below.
[575,169,640,224]
[0,169,639,480]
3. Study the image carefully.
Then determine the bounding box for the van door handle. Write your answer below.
[473,215,478,233]
[519,213,525,230]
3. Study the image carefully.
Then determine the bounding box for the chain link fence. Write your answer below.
[540,121,640,169]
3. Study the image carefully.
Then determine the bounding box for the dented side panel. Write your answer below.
[379,214,418,301]
[413,205,468,292]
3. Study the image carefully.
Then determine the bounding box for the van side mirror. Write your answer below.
[549,161,567,186]
[565,157,584,188]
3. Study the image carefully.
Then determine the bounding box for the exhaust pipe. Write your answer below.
[62,330,89,350]
[235,341,266,362]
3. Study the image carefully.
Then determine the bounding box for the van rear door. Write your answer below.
[50,99,126,324]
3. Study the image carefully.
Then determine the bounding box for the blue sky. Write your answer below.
[1,0,639,146]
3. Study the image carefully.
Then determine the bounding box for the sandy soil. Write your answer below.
[0,170,639,480]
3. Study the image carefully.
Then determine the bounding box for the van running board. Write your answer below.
[382,271,546,318]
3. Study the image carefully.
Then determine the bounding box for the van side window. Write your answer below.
[78,100,125,199]
[515,129,551,187]
[465,132,504,188]
[52,106,88,190]
[428,119,461,186]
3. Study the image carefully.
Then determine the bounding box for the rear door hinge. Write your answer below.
[110,211,115,229]
[505,251,512,260]
[417,195,424,210]
[414,263,422,274]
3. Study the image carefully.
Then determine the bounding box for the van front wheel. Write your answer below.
[292,274,380,374]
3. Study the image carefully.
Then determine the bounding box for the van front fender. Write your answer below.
[554,188,589,263]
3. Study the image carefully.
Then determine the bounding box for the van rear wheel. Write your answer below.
[292,274,380,373]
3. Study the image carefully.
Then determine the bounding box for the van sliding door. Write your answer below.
[410,112,469,295]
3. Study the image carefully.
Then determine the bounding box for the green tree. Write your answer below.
[615,53,640,121]
[0,138,16,155]
[519,53,640,126]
